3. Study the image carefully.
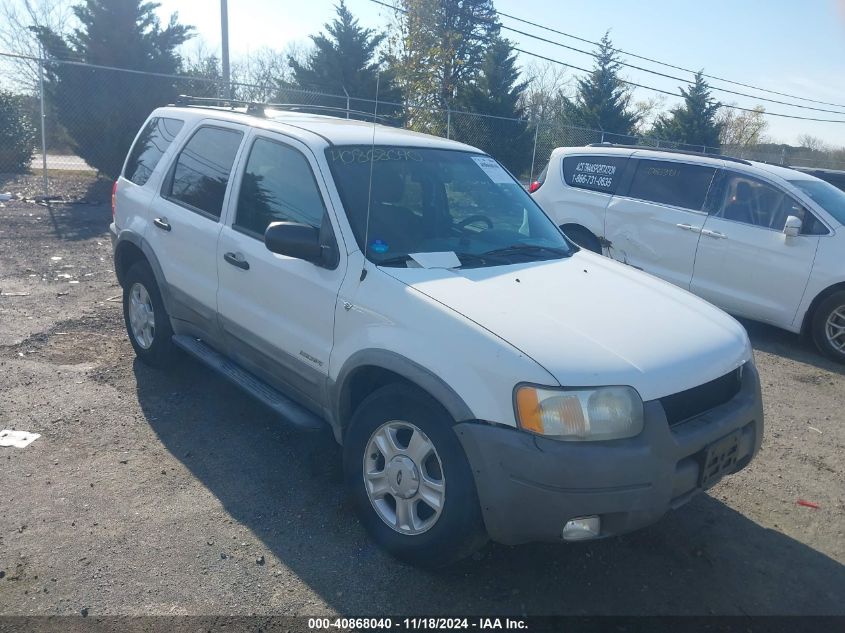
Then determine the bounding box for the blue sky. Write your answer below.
[156,0,845,146]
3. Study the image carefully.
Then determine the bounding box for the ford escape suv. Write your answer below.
[110,103,763,566]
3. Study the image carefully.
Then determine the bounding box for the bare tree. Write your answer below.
[521,59,570,123]
[717,104,768,148]
[232,43,310,101]
[0,0,74,91]
[631,95,667,136]
[797,134,828,153]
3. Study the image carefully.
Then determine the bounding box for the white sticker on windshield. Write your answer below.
[471,156,511,184]
[409,251,462,269]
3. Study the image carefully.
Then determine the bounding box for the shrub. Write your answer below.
[0,90,37,174]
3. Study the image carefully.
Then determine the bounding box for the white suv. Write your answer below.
[111,105,762,566]
[531,145,845,362]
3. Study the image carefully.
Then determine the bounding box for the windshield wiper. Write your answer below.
[479,244,571,260]
[374,252,506,269]
[373,254,413,267]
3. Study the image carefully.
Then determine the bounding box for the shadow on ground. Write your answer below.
[133,356,845,616]
[741,318,845,376]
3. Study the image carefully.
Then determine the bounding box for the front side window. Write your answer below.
[234,138,327,237]
[628,159,716,211]
[714,172,818,232]
[562,155,627,194]
[124,117,184,186]
[788,178,845,226]
[326,146,572,267]
[165,126,244,219]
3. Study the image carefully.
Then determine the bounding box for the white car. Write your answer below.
[531,145,845,362]
[111,104,762,566]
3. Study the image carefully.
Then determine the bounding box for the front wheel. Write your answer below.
[811,291,845,363]
[343,383,487,567]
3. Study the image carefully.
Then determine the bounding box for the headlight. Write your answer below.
[515,385,644,441]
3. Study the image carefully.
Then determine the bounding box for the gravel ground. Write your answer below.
[0,174,843,617]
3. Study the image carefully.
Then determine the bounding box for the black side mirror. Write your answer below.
[264,222,323,264]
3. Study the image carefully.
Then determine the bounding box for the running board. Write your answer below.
[172,335,326,431]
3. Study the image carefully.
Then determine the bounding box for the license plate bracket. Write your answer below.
[699,429,741,489]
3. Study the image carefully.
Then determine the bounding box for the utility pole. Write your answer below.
[221,0,231,100]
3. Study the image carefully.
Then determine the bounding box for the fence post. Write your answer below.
[446,107,451,139]
[529,122,540,183]
[38,45,48,200]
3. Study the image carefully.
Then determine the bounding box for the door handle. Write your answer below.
[701,229,727,239]
[153,217,171,232]
[676,223,701,233]
[223,252,250,270]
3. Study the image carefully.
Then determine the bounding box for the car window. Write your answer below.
[562,155,627,194]
[326,146,572,267]
[627,159,716,210]
[715,172,814,232]
[234,137,327,237]
[165,126,244,219]
[124,117,183,186]
[787,178,845,226]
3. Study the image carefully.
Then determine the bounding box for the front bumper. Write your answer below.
[455,363,763,545]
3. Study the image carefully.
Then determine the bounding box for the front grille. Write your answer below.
[660,367,743,427]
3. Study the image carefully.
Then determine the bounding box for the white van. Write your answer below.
[531,145,845,362]
[111,106,762,566]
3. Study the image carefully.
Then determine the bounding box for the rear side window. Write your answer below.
[628,160,716,211]
[124,117,183,186]
[562,156,628,194]
[234,137,327,237]
[165,126,243,219]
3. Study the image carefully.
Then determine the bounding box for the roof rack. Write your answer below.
[172,95,394,123]
[586,142,753,166]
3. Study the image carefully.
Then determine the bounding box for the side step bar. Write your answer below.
[172,335,326,431]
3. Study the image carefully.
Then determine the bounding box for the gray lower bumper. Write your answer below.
[455,364,763,545]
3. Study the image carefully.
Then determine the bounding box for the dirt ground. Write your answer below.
[0,174,843,617]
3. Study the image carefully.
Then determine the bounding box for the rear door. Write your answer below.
[604,157,717,289]
[690,170,823,328]
[147,121,246,338]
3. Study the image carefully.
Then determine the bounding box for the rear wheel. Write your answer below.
[561,225,602,253]
[343,383,487,567]
[122,261,175,367]
[811,291,845,363]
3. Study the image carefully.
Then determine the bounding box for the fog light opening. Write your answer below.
[562,516,601,541]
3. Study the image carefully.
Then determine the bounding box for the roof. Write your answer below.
[749,161,817,181]
[154,105,481,153]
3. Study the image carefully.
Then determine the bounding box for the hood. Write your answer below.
[381,252,750,401]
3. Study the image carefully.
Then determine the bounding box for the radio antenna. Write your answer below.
[361,71,380,281]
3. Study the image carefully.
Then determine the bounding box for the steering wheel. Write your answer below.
[456,214,494,231]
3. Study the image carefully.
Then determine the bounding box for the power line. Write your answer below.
[496,9,845,111]
[364,0,845,124]
[499,22,845,115]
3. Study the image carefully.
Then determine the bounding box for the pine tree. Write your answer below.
[454,37,531,176]
[389,0,498,119]
[561,32,639,137]
[35,0,192,176]
[651,71,722,149]
[287,1,400,111]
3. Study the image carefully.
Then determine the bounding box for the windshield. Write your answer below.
[326,146,573,267]
[788,179,845,226]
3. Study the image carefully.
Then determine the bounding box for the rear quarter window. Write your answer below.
[124,117,184,186]
[562,156,628,194]
[627,159,716,211]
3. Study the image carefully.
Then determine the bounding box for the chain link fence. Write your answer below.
[2,51,844,199]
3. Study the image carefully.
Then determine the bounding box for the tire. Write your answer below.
[122,261,175,367]
[561,225,602,254]
[343,383,487,567]
[811,290,845,363]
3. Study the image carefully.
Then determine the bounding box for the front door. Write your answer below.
[690,171,821,328]
[604,158,717,289]
[216,132,347,412]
